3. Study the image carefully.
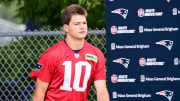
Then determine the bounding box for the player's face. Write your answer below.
[64,14,87,40]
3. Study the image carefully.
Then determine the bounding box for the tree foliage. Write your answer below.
[0,0,105,29]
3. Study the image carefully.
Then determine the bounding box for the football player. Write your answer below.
[30,4,109,101]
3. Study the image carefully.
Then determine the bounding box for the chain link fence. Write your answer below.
[0,29,106,101]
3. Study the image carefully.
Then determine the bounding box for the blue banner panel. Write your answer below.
[105,0,180,101]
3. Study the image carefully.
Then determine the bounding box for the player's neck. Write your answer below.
[65,37,84,50]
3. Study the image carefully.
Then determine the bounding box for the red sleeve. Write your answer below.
[29,54,55,83]
[93,50,106,81]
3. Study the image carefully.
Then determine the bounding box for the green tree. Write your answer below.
[0,0,105,29]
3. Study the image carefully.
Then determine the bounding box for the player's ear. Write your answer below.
[63,24,68,33]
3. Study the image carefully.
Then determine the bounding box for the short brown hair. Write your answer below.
[61,4,87,25]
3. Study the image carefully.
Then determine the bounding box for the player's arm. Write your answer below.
[33,77,49,101]
[94,80,110,101]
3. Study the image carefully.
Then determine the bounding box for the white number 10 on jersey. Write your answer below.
[60,61,91,92]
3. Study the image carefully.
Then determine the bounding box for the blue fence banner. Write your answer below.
[105,0,180,101]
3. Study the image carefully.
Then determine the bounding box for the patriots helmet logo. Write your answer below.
[156,40,173,51]
[156,90,173,101]
[34,63,43,72]
[111,8,128,19]
[113,58,130,68]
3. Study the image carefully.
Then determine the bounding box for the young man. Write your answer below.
[29,4,109,101]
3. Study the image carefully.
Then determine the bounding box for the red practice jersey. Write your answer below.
[29,40,106,101]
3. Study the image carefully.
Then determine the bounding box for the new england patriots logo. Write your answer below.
[34,63,43,72]
[113,58,130,68]
[156,40,173,51]
[111,8,128,19]
[156,90,173,101]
